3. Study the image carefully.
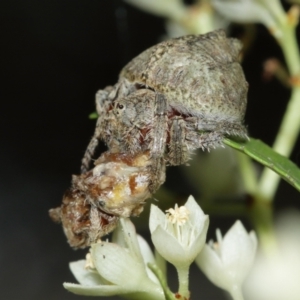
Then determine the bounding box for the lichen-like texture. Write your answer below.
[82,29,248,174]
[121,29,248,121]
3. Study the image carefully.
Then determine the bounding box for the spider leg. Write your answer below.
[186,116,248,139]
[168,117,190,165]
[122,126,143,154]
[81,118,102,173]
[147,93,168,158]
[186,130,224,152]
[81,88,114,173]
[148,157,166,194]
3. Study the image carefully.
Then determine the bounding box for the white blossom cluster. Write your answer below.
[64,196,257,300]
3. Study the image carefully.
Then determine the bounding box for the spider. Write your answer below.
[50,30,249,248]
[81,29,248,182]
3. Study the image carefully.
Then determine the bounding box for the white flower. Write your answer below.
[126,0,230,39]
[165,203,190,225]
[64,218,164,300]
[125,0,186,21]
[150,195,209,268]
[212,0,285,38]
[244,211,300,300]
[196,220,257,300]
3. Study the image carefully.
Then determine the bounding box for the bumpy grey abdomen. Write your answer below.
[120,30,248,122]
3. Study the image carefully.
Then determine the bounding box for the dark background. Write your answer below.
[1,1,299,299]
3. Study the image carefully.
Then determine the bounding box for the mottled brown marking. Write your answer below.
[129,174,137,193]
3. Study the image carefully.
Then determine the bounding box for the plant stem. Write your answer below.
[249,197,278,254]
[229,286,245,300]
[236,152,258,195]
[279,25,300,76]
[176,265,190,299]
[155,249,167,280]
[258,85,300,201]
[258,12,300,201]
[148,263,176,300]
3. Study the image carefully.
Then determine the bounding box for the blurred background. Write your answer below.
[1,0,300,299]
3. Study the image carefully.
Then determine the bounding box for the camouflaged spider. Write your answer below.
[81,30,248,180]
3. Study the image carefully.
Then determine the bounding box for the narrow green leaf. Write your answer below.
[224,138,300,192]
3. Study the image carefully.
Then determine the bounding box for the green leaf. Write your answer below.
[224,138,300,192]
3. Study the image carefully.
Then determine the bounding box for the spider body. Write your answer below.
[120,29,247,121]
[50,30,249,248]
[81,29,248,175]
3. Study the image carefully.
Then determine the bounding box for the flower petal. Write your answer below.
[63,282,132,296]
[245,211,300,300]
[184,196,209,237]
[91,242,146,288]
[137,235,155,265]
[221,221,257,283]
[125,0,186,20]
[137,234,161,285]
[212,0,277,29]
[186,216,209,260]
[152,225,192,267]
[120,218,143,260]
[69,260,106,286]
[196,244,227,290]
[149,204,166,234]
[64,282,164,299]
[197,220,257,293]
